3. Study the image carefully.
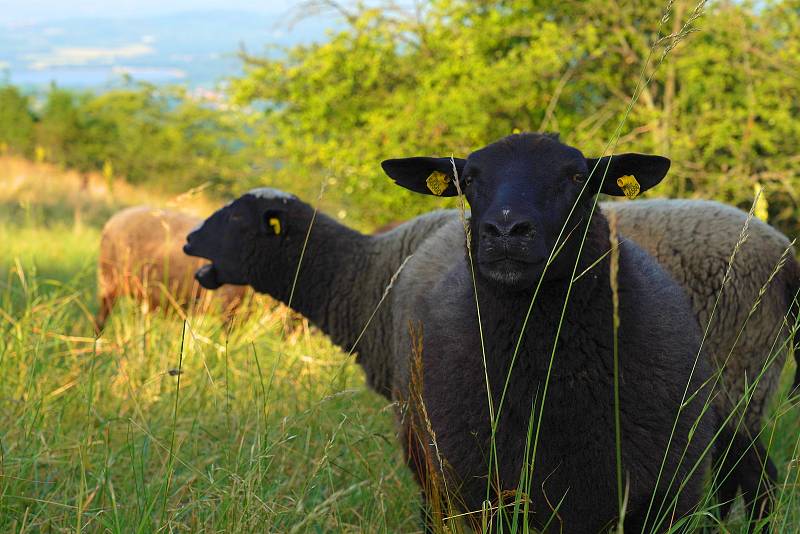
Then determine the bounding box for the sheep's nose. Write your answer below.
[481,218,536,239]
[183,232,196,254]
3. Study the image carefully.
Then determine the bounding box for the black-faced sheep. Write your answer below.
[96,206,249,331]
[376,196,798,533]
[382,133,716,532]
[183,188,456,397]
[182,186,797,531]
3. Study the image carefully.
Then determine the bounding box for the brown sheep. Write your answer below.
[373,220,403,234]
[95,206,248,331]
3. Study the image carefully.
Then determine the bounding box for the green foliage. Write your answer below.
[231,0,800,233]
[37,85,88,168]
[0,85,36,156]
[1,83,260,194]
[2,1,799,232]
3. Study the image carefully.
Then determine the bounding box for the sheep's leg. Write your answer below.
[419,492,482,534]
[407,442,446,533]
[737,441,777,534]
[418,491,443,534]
[624,491,705,534]
[713,427,776,533]
[715,466,738,521]
[95,293,115,334]
[402,417,456,533]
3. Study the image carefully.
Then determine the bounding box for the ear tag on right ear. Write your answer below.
[616,175,640,199]
[269,218,281,235]
[426,171,450,196]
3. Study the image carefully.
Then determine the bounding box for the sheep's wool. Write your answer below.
[248,188,297,203]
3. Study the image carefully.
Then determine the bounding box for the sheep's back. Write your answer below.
[389,217,465,396]
[603,198,796,432]
[98,206,247,311]
[355,209,461,397]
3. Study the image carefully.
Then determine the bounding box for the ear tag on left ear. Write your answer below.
[269,218,281,235]
[426,171,450,196]
[616,175,641,199]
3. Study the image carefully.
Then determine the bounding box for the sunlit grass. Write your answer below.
[0,158,417,532]
[0,152,797,532]
[0,269,417,532]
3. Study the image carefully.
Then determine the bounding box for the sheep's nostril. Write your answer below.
[184,233,200,254]
[482,221,503,238]
[509,221,535,238]
[481,219,536,239]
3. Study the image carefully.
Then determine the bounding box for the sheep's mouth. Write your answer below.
[477,257,546,291]
[478,254,546,274]
[195,263,223,290]
[480,256,543,266]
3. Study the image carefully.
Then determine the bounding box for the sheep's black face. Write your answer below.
[461,135,591,289]
[183,188,296,290]
[382,132,671,292]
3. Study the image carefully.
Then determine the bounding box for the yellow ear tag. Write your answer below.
[269,218,281,235]
[426,171,450,196]
[616,175,641,199]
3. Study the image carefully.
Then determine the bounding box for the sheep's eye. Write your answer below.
[572,173,586,184]
[463,174,473,187]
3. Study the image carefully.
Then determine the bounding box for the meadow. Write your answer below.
[2,0,800,530]
[0,157,798,533]
[0,158,419,532]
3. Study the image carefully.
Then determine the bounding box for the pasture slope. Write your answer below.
[0,157,797,532]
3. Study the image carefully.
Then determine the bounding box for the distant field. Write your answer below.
[0,158,797,532]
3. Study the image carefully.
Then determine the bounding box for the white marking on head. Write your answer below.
[247,188,297,203]
[502,208,511,221]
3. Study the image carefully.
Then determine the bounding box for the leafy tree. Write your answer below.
[75,85,257,192]
[36,85,86,167]
[231,0,800,234]
[3,82,258,195]
[0,85,36,156]
[3,0,798,235]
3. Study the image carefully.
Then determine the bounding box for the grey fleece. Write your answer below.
[603,199,798,434]
[348,209,459,396]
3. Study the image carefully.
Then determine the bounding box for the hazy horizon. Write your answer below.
[0,3,337,89]
[0,1,299,25]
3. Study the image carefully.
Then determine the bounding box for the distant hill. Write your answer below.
[0,10,334,90]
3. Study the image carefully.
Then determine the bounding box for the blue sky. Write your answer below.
[0,0,295,24]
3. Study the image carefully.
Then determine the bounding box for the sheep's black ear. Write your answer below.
[587,153,671,199]
[260,209,285,236]
[380,157,467,197]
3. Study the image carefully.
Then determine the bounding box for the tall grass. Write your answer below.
[1,0,799,526]
[0,159,418,532]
